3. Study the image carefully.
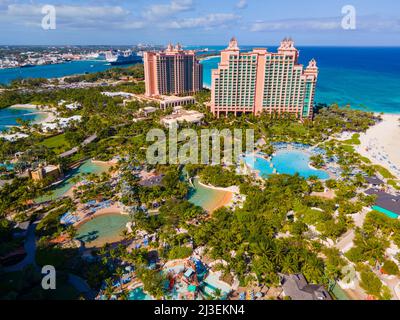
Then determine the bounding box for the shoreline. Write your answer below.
[8,104,56,124]
[356,113,400,179]
[196,180,235,212]
[199,55,219,62]
[32,111,56,124]
[74,205,127,228]
[8,104,42,110]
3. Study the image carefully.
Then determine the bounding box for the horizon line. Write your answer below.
[1,44,400,48]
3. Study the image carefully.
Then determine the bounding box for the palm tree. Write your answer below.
[104,278,115,300]
[66,225,77,239]
[115,267,125,292]
[212,288,222,300]
[119,289,129,300]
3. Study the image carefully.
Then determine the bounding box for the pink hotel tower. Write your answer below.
[144,43,203,97]
[211,38,318,119]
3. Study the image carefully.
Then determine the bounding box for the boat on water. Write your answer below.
[105,50,142,66]
[20,63,35,68]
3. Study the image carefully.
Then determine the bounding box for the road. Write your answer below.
[60,134,97,158]
[334,207,400,300]
[3,218,97,299]
[3,221,38,273]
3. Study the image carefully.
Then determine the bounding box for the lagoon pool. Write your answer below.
[128,287,152,300]
[36,160,110,202]
[243,150,329,180]
[0,107,47,131]
[75,213,131,248]
[188,178,231,212]
[203,274,231,299]
[372,206,399,219]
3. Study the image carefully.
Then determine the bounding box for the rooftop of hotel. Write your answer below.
[365,188,400,215]
[161,109,204,123]
[160,95,195,102]
[280,273,332,300]
[101,91,134,98]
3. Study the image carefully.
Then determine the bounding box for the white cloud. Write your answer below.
[236,0,247,10]
[251,18,340,32]
[0,0,12,11]
[142,0,194,20]
[3,3,146,30]
[250,15,400,32]
[0,1,244,33]
[165,13,240,30]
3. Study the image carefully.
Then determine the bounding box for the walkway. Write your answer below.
[334,207,400,300]
[60,134,97,158]
[3,221,38,272]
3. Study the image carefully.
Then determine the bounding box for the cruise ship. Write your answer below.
[105,50,142,65]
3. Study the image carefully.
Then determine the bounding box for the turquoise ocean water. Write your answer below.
[0,60,136,85]
[200,46,400,114]
[0,107,47,131]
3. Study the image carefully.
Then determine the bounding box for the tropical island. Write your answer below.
[1,53,400,301]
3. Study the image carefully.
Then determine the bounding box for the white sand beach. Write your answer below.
[9,103,56,124]
[356,113,400,179]
[8,104,40,110]
[32,111,57,124]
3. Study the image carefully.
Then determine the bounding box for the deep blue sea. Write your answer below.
[199,46,400,114]
[0,60,136,85]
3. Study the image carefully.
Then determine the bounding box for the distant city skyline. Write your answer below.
[0,0,399,46]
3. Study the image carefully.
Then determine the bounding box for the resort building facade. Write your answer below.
[144,43,203,97]
[28,164,63,183]
[211,38,318,119]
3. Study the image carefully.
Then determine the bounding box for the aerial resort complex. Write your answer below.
[0,1,400,307]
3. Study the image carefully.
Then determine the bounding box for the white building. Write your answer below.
[161,109,204,129]
[65,102,82,111]
[41,115,82,132]
[123,94,196,110]
[101,91,135,99]
[139,106,158,117]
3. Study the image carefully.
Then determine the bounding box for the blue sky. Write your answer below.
[0,0,399,46]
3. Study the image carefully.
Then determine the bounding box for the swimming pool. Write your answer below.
[0,163,13,171]
[35,160,111,202]
[75,213,131,248]
[243,150,329,180]
[128,287,152,300]
[372,206,399,219]
[202,274,231,299]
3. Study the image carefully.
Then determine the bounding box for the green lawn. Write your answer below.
[387,180,400,190]
[40,134,70,154]
[343,133,361,145]
[373,164,396,179]
[360,156,372,164]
